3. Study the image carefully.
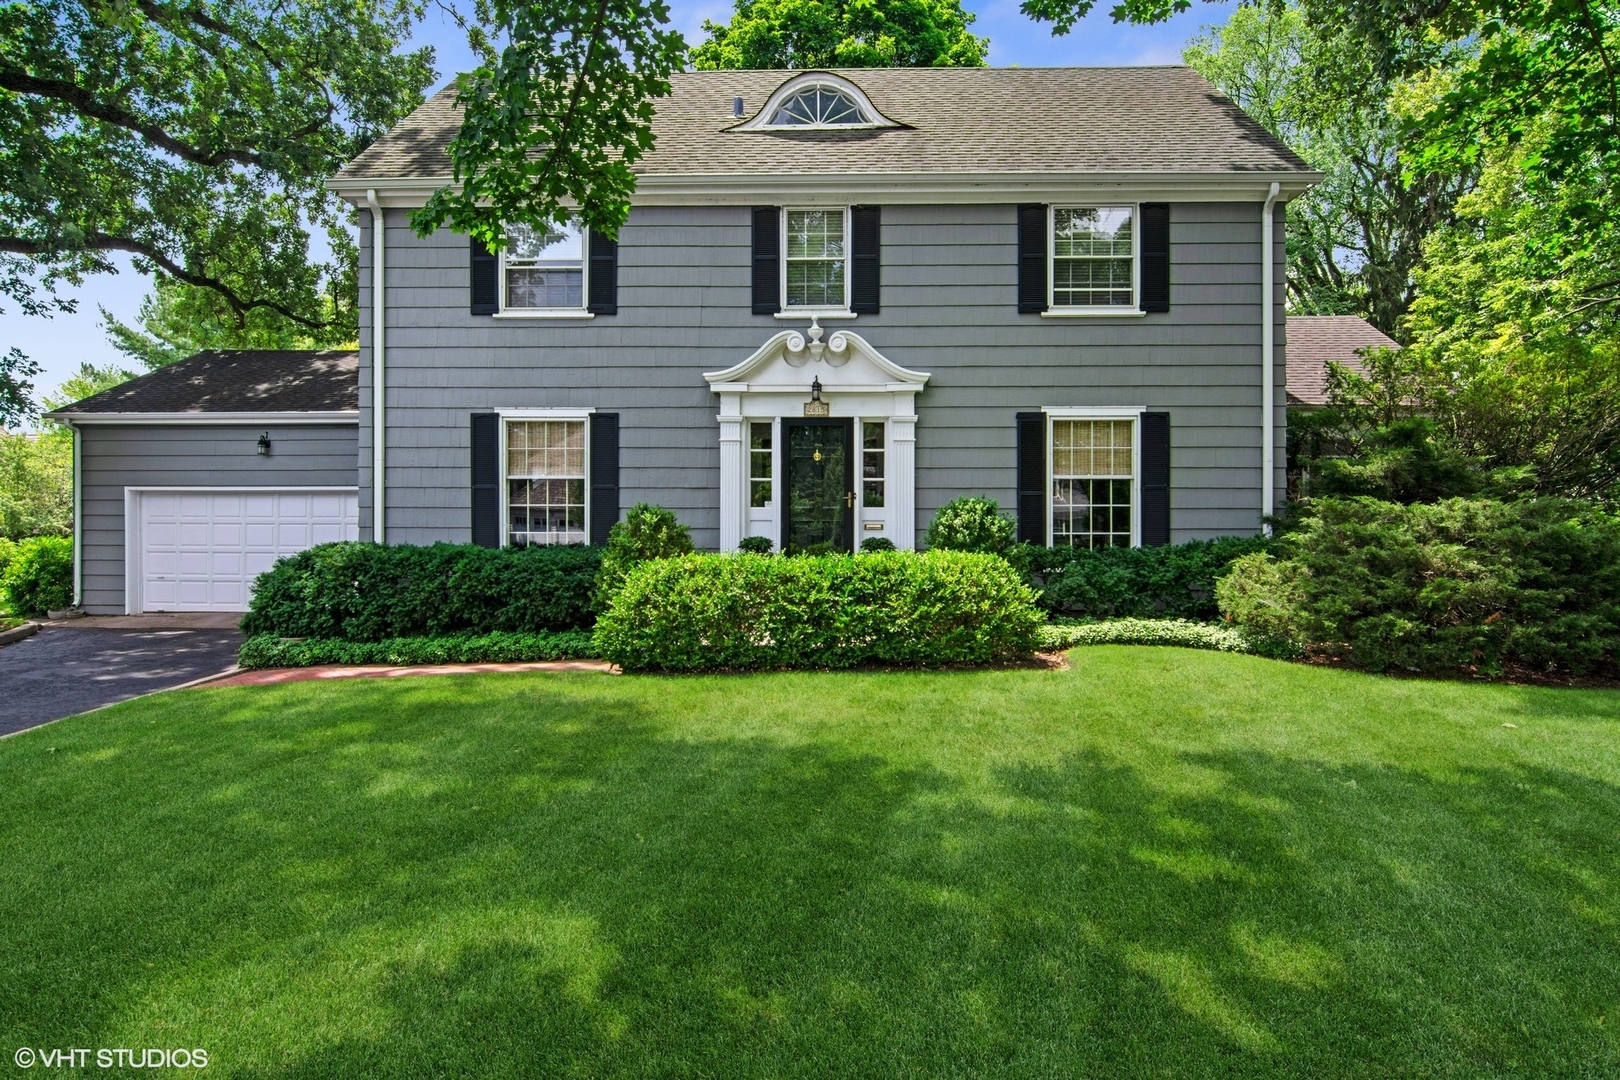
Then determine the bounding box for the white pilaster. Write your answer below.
[717,410,744,552]
[889,410,918,549]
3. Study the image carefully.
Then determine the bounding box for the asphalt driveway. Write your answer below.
[0,625,242,736]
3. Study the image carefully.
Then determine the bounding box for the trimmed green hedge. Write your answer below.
[241,542,601,641]
[1025,537,1271,620]
[238,630,598,669]
[595,550,1043,671]
[1217,497,1620,675]
[1039,618,1299,658]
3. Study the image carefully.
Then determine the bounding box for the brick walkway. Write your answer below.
[204,659,615,687]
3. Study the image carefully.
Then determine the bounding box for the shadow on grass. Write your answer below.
[0,673,1616,1078]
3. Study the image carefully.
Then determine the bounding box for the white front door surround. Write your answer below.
[705,322,930,551]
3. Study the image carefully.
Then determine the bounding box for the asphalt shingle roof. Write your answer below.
[52,350,359,415]
[1286,316,1397,407]
[336,66,1313,182]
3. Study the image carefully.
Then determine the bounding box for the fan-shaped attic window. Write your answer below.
[732,72,899,131]
[770,85,865,126]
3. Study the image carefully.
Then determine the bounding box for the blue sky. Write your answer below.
[6,0,1236,405]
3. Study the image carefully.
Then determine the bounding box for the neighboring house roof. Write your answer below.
[333,66,1316,190]
[47,350,359,420]
[1286,316,1397,407]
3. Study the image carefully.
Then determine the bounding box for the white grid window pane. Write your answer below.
[1052,207,1134,307]
[1052,419,1134,549]
[506,420,587,545]
[785,210,846,308]
[750,421,773,508]
[862,421,885,507]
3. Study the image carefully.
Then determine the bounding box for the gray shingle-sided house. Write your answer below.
[50,66,1319,613]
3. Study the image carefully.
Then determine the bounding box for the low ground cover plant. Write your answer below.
[1,535,72,616]
[1218,496,1620,675]
[1039,617,1299,658]
[238,629,596,668]
[596,549,1042,671]
[241,541,601,641]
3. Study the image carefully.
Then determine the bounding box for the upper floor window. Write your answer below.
[784,208,848,310]
[1052,206,1135,308]
[503,221,585,311]
[771,85,865,126]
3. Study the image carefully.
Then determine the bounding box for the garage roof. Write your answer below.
[1286,316,1397,407]
[47,350,359,419]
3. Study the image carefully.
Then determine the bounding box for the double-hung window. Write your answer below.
[1051,418,1135,548]
[784,208,849,311]
[506,419,586,545]
[1051,206,1135,309]
[502,221,586,312]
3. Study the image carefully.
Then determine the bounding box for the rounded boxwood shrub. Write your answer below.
[924,497,1016,556]
[738,535,774,554]
[241,541,601,641]
[595,503,695,603]
[859,536,896,552]
[595,550,1043,671]
[1,535,73,616]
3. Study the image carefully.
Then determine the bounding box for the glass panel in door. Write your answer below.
[784,419,853,554]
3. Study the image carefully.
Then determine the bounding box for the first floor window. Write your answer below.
[862,421,885,506]
[750,421,773,507]
[1052,206,1134,307]
[507,419,586,545]
[504,221,585,309]
[785,208,846,309]
[1052,418,1133,548]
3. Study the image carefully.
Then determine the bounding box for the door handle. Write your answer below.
[845,491,856,509]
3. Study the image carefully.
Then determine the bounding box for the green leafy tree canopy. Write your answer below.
[410,0,688,251]
[0,0,438,335]
[692,0,989,69]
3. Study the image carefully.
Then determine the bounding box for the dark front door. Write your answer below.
[784,418,854,554]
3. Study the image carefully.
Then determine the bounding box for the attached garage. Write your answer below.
[130,489,359,613]
[45,350,360,615]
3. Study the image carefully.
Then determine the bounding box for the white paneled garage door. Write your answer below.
[136,490,359,612]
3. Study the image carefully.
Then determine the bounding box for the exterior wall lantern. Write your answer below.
[257,432,271,456]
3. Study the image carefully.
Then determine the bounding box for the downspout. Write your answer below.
[1261,181,1282,536]
[71,421,82,606]
[365,189,386,544]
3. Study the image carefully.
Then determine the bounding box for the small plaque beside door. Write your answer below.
[803,400,831,417]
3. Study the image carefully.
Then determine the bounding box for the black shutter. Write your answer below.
[1016,204,1048,314]
[1141,411,1171,546]
[471,412,500,547]
[1139,203,1170,313]
[587,229,618,314]
[1016,411,1047,544]
[850,205,881,314]
[590,412,620,545]
[470,237,498,315]
[752,207,780,314]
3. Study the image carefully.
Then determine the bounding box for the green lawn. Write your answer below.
[2,650,1618,1078]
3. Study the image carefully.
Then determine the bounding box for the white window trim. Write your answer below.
[496,408,594,548]
[497,226,594,318]
[1041,409,1143,549]
[781,206,854,315]
[1044,203,1143,318]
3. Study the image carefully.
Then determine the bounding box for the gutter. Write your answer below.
[72,425,81,606]
[1261,181,1282,535]
[41,411,359,425]
[365,188,386,544]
